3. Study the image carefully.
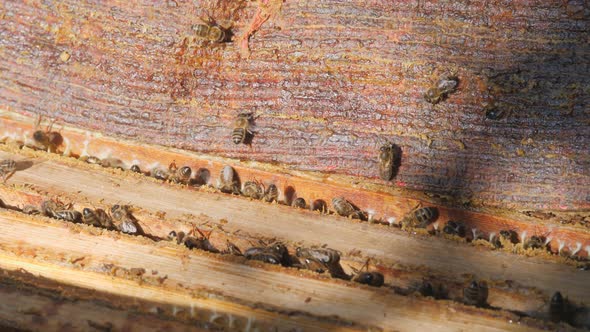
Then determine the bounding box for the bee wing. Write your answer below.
[120,220,137,234]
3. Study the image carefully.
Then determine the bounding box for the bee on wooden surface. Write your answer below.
[263,184,278,202]
[331,197,366,220]
[523,235,546,250]
[242,180,264,199]
[111,205,139,234]
[82,208,115,229]
[151,167,170,181]
[192,19,228,43]
[400,206,439,229]
[231,112,254,145]
[244,247,283,265]
[130,164,142,173]
[0,159,16,182]
[463,280,488,307]
[378,143,401,181]
[245,242,290,266]
[296,247,347,278]
[292,197,306,209]
[442,220,466,237]
[493,229,518,248]
[424,73,459,104]
[31,115,63,152]
[53,210,82,223]
[311,199,328,213]
[352,259,384,287]
[22,205,41,215]
[99,158,126,170]
[169,165,192,184]
[217,165,240,194]
[40,200,66,218]
[183,228,220,253]
[296,247,341,266]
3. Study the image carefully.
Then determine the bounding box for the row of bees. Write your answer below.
[3,137,588,263]
[1,194,580,324]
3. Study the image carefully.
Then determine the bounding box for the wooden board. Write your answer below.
[0,0,588,211]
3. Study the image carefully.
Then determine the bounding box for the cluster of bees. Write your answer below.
[168,230,385,287]
[19,199,142,235]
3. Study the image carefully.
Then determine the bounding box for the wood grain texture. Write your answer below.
[0,211,553,332]
[0,148,588,312]
[0,0,588,211]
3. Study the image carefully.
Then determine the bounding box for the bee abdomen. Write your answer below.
[232,128,246,144]
[54,210,82,222]
[263,184,278,202]
[354,272,384,287]
[82,208,101,226]
[331,197,356,217]
[414,207,438,227]
[292,197,306,209]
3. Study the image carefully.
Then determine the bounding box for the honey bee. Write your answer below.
[169,166,192,184]
[218,165,240,194]
[192,19,228,43]
[151,167,170,181]
[442,220,466,237]
[40,200,66,218]
[263,184,278,202]
[292,197,306,209]
[296,247,347,278]
[53,210,82,222]
[310,199,328,213]
[82,208,115,229]
[245,242,290,266]
[111,205,138,234]
[378,143,400,181]
[493,229,518,248]
[296,247,341,266]
[463,280,488,307]
[0,159,16,182]
[130,165,142,173]
[31,115,63,152]
[499,230,519,243]
[231,112,254,145]
[424,73,459,104]
[352,259,384,287]
[523,235,546,250]
[183,228,220,253]
[99,158,125,170]
[331,197,366,220]
[242,180,264,199]
[244,247,283,265]
[400,206,439,229]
